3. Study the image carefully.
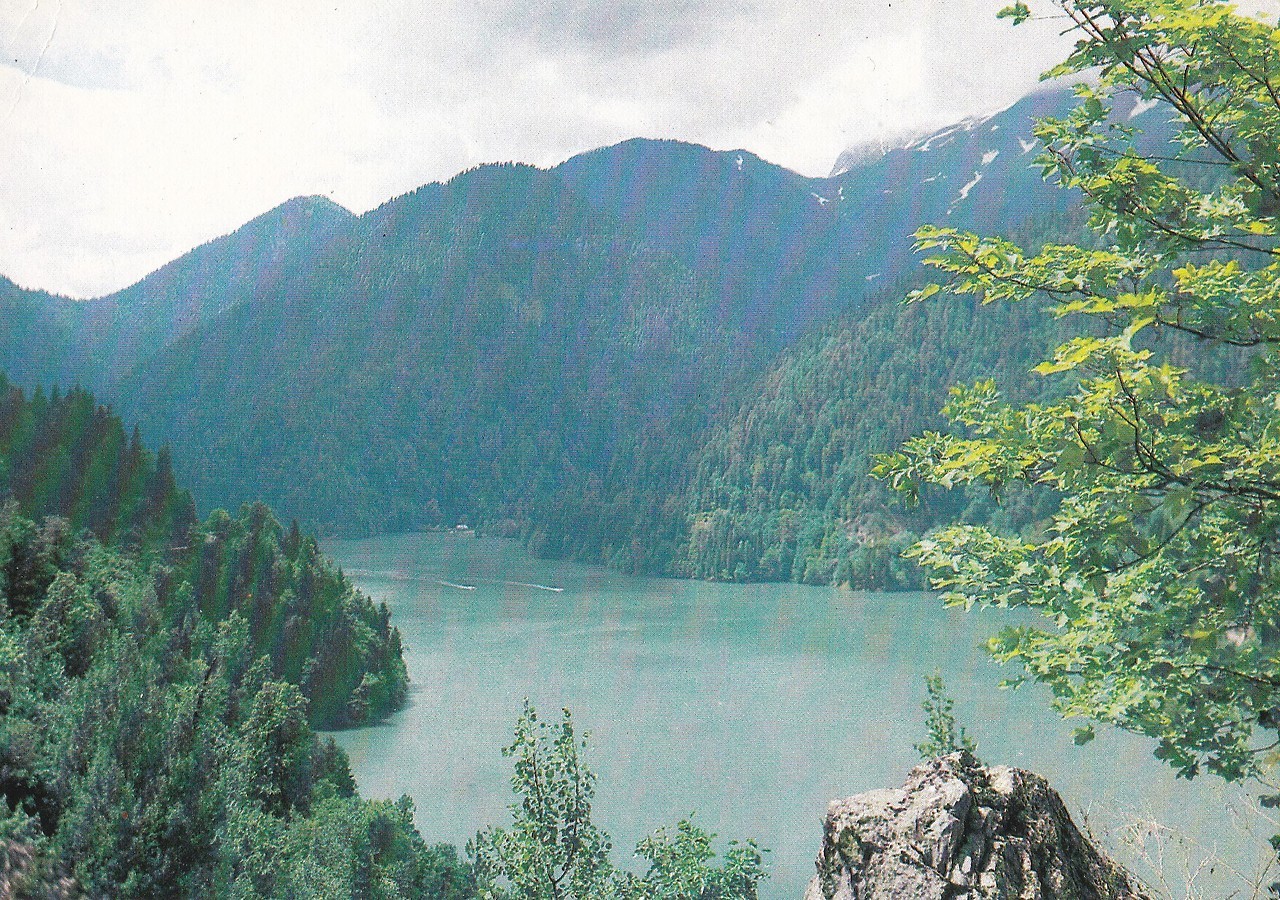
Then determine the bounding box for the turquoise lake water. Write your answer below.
[329,532,1271,899]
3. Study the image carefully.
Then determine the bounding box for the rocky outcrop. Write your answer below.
[0,840,77,898]
[805,752,1153,900]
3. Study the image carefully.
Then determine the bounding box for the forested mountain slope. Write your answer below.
[0,276,89,392]
[675,289,1073,586]
[0,378,407,726]
[0,87,1177,584]
[0,378,470,896]
[2,198,356,393]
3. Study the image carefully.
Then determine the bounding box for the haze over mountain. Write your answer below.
[3,86,1162,584]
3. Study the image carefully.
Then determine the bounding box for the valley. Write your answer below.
[4,87,1107,589]
[5,3,1279,893]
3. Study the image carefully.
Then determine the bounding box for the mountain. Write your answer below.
[1,85,1136,583]
[4,197,356,393]
[673,279,1074,586]
[0,275,91,390]
[93,195,357,383]
[0,379,459,896]
[0,375,409,727]
[670,89,1213,587]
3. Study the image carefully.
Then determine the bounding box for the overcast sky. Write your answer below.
[2,0,1075,298]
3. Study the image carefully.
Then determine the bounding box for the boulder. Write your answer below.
[805,752,1152,900]
[0,840,76,899]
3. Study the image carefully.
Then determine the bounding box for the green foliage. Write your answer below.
[0,510,464,897]
[472,702,765,900]
[273,797,476,900]
[675,272,1080,588]
[632,820,766,900]
[879,0,1280,784]
[0,375,196,548]
[158,502,408,727]
[0,381,408,727]
[914,674,979,761]
[0,378,437,895]
[997,2,1032,24]
[472,702,615,900]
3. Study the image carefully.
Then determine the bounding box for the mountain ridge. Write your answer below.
[0,85,1102,584]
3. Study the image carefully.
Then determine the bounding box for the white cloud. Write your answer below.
[0,0,1072,297]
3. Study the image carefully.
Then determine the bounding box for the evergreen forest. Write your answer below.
[0,379,765,897]
[0,89,1103,589]
[5,0,1280,895]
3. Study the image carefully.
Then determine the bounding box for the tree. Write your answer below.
[876,0,1280,789]
[632,819,765,900]
[471,702,617,900]
[914,674,979,761]
[240,680,315,818]
[471,702,766,900]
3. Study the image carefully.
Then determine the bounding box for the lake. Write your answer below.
[329,532,1271,899]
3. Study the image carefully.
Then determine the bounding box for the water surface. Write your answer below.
[330,533,1271,899]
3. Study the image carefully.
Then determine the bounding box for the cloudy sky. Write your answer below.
[2,0,1074,298]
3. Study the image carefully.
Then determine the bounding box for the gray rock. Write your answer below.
[806,752,1153,900]
[0,840,76,898]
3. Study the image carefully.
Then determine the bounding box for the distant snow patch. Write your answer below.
[811,192,830,207]
[982,150,1000,166]
[865,272,882,282]
[736,155,744,171]
[910,124,962,152]
[949,172,984,213]
[908,112,997,153]
[1018,138,1038,154]
[1129,96,1159,118]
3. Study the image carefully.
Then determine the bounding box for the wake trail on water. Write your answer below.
[501,580,566,593]
[436,580,477,591]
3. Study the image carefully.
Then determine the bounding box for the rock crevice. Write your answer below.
[805,752,1152,900]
